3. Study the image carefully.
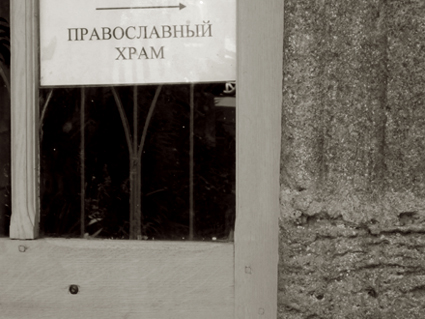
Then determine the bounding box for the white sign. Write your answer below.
[40,0,236,86]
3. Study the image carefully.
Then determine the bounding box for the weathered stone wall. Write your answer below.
[279,0,425,318]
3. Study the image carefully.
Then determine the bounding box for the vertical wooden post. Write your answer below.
[9,0,39,239]
[235,0,283,318]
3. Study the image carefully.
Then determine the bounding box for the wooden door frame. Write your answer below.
[235,1,283,318]
[7,0,283,318]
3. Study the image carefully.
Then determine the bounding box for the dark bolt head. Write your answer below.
[69,285,79,295]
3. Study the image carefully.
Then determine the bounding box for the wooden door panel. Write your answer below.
[7,0,284,318]
[0,239,233,319]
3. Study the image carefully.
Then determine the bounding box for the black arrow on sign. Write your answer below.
[96,3,186,10]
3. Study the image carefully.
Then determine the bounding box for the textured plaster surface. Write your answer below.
[279,0,425,318]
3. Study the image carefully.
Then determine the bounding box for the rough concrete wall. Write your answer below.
[279,0,425,318]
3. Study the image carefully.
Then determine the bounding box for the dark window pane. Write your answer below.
[0,1,10,237]
[40,83,235,240]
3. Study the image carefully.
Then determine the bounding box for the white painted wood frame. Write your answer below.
[4,0,283,318]
[9,0,39,239]
[235,1,283,318]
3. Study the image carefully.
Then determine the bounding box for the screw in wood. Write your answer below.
[69,285,79,295]
[258,308,265,315]
[18,245,27,252]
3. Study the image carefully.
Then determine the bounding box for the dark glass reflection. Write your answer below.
[40,83,235,241]
[0,4,10,237]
